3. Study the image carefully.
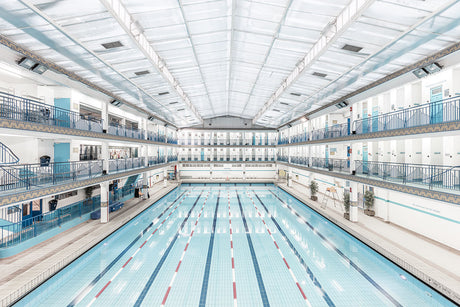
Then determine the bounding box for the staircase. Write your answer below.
[124,174,140,188]
[0,142,19,165]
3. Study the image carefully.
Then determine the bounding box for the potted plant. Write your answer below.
[364,190,375,216]
[343,191,350,220]
[310,180,318,201]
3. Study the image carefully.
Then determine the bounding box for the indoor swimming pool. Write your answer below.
[16,184,454,307]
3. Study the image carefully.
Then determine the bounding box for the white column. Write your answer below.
[163,168,167,187]
[350,182,358,222]
[102,101,108,133]
[102,141,109,175]
[243,164,246,180]
[100,181,109,223]
[141,172,149,199]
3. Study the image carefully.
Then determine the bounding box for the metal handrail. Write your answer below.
[0,142,19,165]
[354,160,460,191]
[353,96,460,134]
[0,91,103,133]
[0,195,101,249]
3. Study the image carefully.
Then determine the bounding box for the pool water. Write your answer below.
[16,184,454,306]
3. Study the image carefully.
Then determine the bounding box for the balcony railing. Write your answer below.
[0,196,101,248]
[355,160,460,191]
[107,123,144,140]
[288,156,350,173]
[147,131,166,143]
[311,123,349,141]
[179,157,276,162]
[0,92,103,133]
[0,157,173,195]
[353,96,460,134]
[178,138,277,146]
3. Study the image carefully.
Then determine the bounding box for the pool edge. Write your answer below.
[1,183,180,307]
[277,183,460,305]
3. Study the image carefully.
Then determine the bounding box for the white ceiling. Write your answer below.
[0,0,459,128]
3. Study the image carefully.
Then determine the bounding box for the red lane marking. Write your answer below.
[95,281,111,298]
[140,241,147,248]
[233,282,237,299]
[230,229,232,234]
[162,287,171,305]
[230,241,233,248]
[283,258,290,269]
[232,258,235,269]
[152,229,158,235]
[274,241,279,249]
[296,282,307,300]
[267,229,271,235]
[195,221,198,225]
[122,257,133,268]
[191,230,194,237]
[175,261,182,272]
[184,243,189,251]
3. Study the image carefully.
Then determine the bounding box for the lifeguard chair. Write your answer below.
[321,186,340,210]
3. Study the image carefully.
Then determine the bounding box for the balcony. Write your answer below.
[0,157,171,195]
[107,123,144,140]
[178,139,277,146]
[353,96,460,135]
[355,160,460,192]
[0,92,103,133]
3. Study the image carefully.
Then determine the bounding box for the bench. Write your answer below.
[90,201,124,219]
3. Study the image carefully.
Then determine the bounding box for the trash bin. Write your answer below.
[49,199,58,211]
[40,155,50,166]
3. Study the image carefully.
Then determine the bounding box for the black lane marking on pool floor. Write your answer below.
[269,190,403,307]
[199,191,220,307]
[236,191,270,307]
[67,190,187,307]
[134,191,203,307]
[253,191,335,307]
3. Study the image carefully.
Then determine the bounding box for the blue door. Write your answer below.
[363,145,368,174]
[54,143,70,181]
[325,145,329,167]
[200,149,204,161]
[430,86,443,124]
[372,105,379,132]
[54,98,71,128]
[362,105,368,133]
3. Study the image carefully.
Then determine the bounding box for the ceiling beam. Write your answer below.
[252,0,375,124]
[17,0,187,126]
[100,0,203,125]
[177,0,215,117]
[277,0,460,127]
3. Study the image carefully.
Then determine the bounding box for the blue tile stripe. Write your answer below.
[199,192,220,307]
[134,191,203,307]
[236,191,270,307]
[254,191,335,307]
[270,190,402,307]
[67,190,187,307]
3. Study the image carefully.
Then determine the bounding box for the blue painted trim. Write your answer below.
[199,192,220,307]
[375,196,460,224]
[134,192,203,307]
[236,191,270,307]
[292,171,335,186]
